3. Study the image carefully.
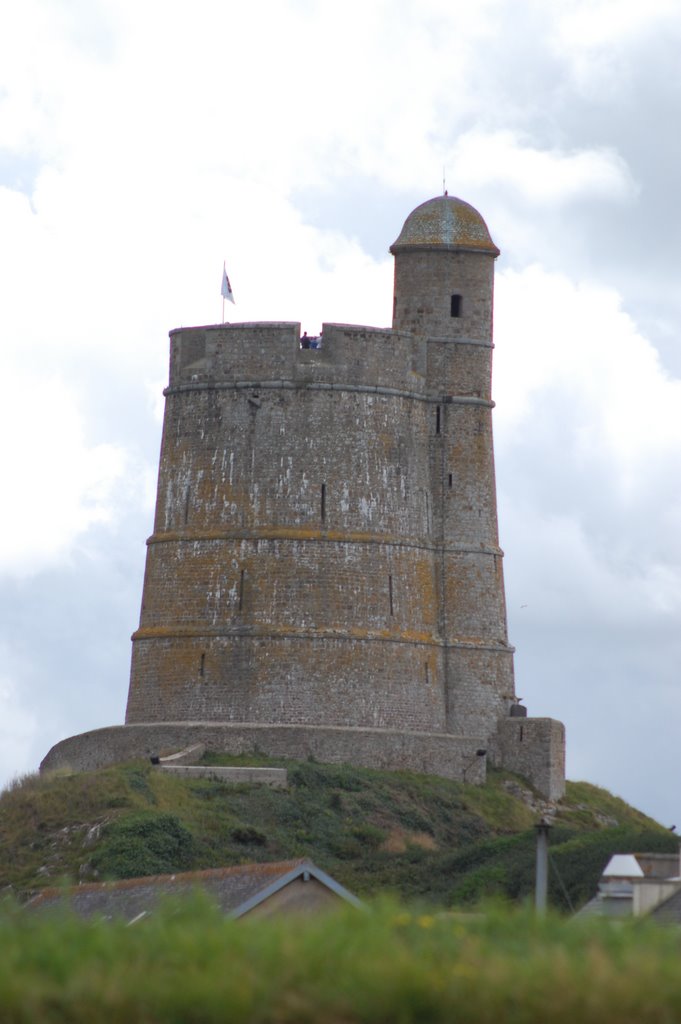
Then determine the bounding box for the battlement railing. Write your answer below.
[168,322,426,394]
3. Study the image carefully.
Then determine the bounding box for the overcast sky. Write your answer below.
[1,0,679,826]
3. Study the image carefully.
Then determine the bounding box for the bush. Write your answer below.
[289,763,364,791]
[230,826,267,846]
[92,813,197,879]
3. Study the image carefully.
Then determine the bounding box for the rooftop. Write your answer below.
[390,195,499,256]
[27,859,362,921]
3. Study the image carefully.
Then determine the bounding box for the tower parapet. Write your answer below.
[170,322,426,394]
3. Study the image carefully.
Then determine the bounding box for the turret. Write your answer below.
[391,195,514,735]
[391,194,499,345]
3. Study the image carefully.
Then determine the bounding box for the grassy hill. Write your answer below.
[0,754,675,911]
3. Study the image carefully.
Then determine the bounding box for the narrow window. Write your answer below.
[450,294,462,318]
[199,653,205,677]
[321,483,326,522]
[388,574,394,616]
[239,569,245,611]
[425,662,429,687]
[435,405,441,434]
[519,726,524,742]
[184,487,191,525]
[448,473,453,489]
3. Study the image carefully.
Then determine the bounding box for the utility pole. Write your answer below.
[535,819,552,915]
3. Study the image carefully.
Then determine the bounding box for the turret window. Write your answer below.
[450,294,462,318]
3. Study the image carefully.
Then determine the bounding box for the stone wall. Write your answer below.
[41,722,490,787]
[169,322,425,393]
[156,766,288,788]
[488,718,566,802]
[392,248,495,348]
[127,309,518,741]
[128,635,447,730]
[41,716,565,800]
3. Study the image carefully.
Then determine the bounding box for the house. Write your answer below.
[26,859,362,922]
[576,851,681,918]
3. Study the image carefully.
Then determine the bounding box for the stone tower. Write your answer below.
[391,196,513,738]
[42,195,565,799]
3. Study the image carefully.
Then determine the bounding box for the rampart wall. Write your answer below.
[41,722,490,786]
[169,322,426,393]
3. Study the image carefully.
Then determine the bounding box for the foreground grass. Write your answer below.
[3,899,681,1022]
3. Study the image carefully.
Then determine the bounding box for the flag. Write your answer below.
[221,264,235,304]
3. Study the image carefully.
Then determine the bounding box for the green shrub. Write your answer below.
[92,813,197,879]
[230,825,267,846]
[120,767,157,803]
[350,824,387,849]
[289,762,365,791]
[450,864,510,903]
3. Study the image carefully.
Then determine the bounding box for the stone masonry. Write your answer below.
[42,196,565,800]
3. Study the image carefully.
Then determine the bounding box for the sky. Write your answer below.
[1,0,680,826]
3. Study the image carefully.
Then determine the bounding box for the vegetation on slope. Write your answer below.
[0,755,674,911]
[3,900,681,1023]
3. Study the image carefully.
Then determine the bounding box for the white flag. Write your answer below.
[221,264,235,304]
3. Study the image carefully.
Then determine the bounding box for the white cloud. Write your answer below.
[550,0,681,94]
[494,263,681,750]
[555,0,679,49]
[495,264,681,477]
[0,371,126,576]
[450,131,637,206]
[0,670,37,785]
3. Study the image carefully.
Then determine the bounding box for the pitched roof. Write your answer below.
[27,859,362,921]
[602,854,644,878]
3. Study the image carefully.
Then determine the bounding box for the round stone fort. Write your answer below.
[42,195,565,800]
